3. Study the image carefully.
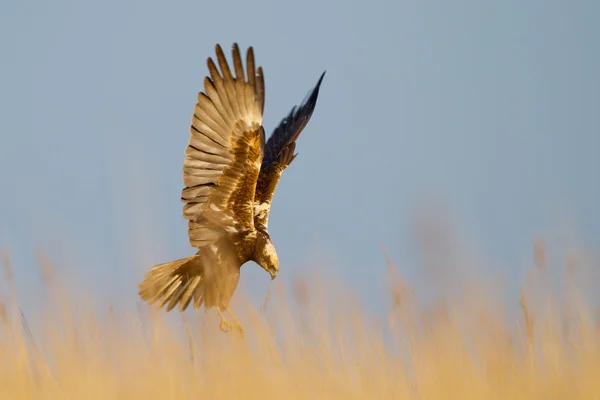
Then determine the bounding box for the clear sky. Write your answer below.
[1,1,599,315]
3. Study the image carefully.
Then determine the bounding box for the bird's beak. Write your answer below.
[270,269,278,280]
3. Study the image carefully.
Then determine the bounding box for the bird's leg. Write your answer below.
[216,306,231,333]
[225,307,245,337]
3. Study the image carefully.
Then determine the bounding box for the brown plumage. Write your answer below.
[138,43,325,334]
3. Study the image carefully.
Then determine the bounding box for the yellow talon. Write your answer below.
[219,320,231,333]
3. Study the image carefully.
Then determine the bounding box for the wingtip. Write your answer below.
[316,70,326,87]
[310,71,326,98]
[300,70,325,106]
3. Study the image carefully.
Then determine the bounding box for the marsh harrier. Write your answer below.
[138,43,325,334]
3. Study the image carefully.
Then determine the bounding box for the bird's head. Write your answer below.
[254,231,279,280]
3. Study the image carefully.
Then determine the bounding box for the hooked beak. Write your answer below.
[269,269,278,280]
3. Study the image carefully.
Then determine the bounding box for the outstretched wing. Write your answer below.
[182,43,266,249]
[253,72,325,231]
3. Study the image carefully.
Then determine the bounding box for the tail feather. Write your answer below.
[138,255,205,312]
[181,275,203,310]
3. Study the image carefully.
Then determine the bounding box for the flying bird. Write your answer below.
[138,43,325,334]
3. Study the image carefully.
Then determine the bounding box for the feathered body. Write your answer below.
[138,43,324,333]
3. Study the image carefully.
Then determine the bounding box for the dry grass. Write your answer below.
[0,237,599,399]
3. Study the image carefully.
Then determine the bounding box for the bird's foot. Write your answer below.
[219,319,232,333]
[217,306,232,333]
[218,318,244,336]
[232,321,245,336]
[226,308,245,337]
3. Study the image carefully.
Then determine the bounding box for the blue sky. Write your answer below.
[1,1,599,315]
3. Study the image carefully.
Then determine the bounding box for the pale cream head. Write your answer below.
[253,232,279,280]
[262,239,279,279]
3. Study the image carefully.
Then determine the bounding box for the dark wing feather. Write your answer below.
[253,72,325,231]
[182,43,266,249]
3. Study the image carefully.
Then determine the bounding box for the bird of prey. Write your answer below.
[138,43,325,334]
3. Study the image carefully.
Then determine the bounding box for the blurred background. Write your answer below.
[1,0,599,318]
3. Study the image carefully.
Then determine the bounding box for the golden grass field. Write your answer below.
[0,235,599,399]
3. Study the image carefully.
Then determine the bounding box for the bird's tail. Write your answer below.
[138,255,205,312]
